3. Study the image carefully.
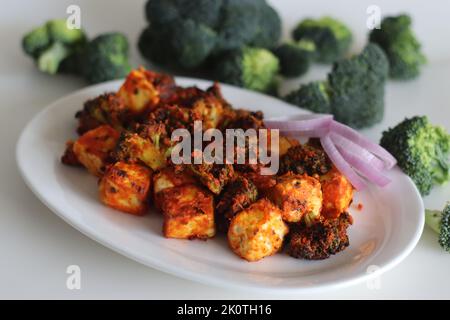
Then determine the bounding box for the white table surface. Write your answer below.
[1,0,449,299]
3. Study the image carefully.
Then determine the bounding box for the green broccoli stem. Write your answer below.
[37,42,70,74]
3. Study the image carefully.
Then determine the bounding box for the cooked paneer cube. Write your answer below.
[188,163,234,195]
[228,199,289,262]
[268,173,322,224]
[99,162,152,215]
[278,136,300,157]
[191,95,224,129]
[320,167,354,219]
[117,68,162,114]
[159,185,215,239]
[72,125,120,176]
[115,131,167,170]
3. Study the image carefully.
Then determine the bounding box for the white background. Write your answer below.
[1,0,449,299]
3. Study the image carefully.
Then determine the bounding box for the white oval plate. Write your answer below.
[16,78,424,294]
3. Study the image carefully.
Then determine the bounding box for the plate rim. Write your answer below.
[16,77,425,294]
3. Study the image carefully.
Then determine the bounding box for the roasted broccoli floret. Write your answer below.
[274,40,316,77]
[188,163,235,194]
[139,0,281,73]
[426,203,450,253]
[287,212,353,260]
[369,14,426,80]
[80,33,132,84]
[279,144,332,176]
[284,81,331,113]
[214,47,279,93]
[22,19,87,74]
[380,116,450,195]
[292,16,352,63]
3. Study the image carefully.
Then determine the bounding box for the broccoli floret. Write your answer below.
[426,203,450,252]
[285,81,331,113]
[214,47,279,93]
[139,0,281,74]
[80,33,132,84]
[292,16,352,63]
[328,43,389,128]
[22,19,87,74]
[380,116,450,195]
[274,40,316,77]
[370,14,426,80]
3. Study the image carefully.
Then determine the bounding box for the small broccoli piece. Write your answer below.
[285,81,331,113]
[80,33,132,84]
[328,43,389,128]
[370,14,426,80]
[214,47,279,93]
[380,116,450,195]
[426,203,450,253]
[249,3,282,49]
[274,40,316,77]
[22,19,87,74]
[279,144,332,176]
[292,16,352,63]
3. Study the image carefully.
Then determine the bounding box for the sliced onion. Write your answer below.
[330,133,385,171]
[330,121,397,169]
[320,135,367,190]
[264,114,333,132]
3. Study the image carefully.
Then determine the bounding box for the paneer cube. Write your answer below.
[320,167,354,219]
[191,95,224,129]
[99,162,152,215]
[160,185,215,239]
[72,125,120,176]
[268,173,322,224]
[228,199,288,262]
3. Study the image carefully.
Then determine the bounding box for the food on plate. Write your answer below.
[274,40,316,77]
[99,162,152,215]
[369,14,426,80]
[292,16,353,63]
[426,203,450,253]
[160,184,215,239]
[61,67,363,262]
[214,47,280,94]
[227,199,289,261]
[285,44,389,128]
[22,19,87,74]
[287,212,353,260]
[138,0,281,70]
[380,116,450,195]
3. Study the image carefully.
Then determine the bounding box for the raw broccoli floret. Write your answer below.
[285,81,331,113]
[274,40,316,77]
[329,43,389,128]
[380,116,450,195]
[214,47,279,93]
[369,14,426,80]
[22,19,87,74]
[426,203,450,253]
[139,0,281,72]
[80,33,132,84]
[292,16,352,63]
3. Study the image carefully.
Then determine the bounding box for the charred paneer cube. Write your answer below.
[215,176,258,232]
[280,144,332,176]
[268,173,322,224]
[115,131,167,171]
[188,163,234,195]
[72,125,120,176]
[99,161,152,215]
[159,184,215,239]
[228,199,289,262]
[320,167,354,219]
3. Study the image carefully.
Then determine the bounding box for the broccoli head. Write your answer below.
[274,40,316,77]
[370,14,426,80]
[80,33,132,84]
[292,16,352,63]
[426,203,450,253]
[380,116,450,195]
[284,81,331,113]
[214,47,279,93]
[139,0,281,72]
[22,19,87,74]
[328,43,389,128]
